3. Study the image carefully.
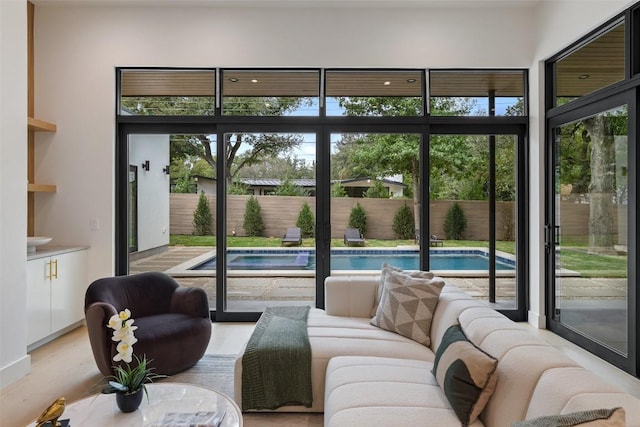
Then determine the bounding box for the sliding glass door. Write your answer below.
[222,132,317,313]
[429,132,522,313]
[548,97,632,366]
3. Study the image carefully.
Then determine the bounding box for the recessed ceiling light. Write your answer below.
[229,78,238,82]
[383,81,391,86]
[406,78,417,83]
[578,74,590,80]
[251,79,258,83]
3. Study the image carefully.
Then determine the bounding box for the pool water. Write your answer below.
[193,250,515,271]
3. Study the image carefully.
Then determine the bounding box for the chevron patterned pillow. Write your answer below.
[370,264,444,346]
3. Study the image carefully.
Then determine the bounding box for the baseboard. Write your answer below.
[528,310,547,329]
[0,354,31,389]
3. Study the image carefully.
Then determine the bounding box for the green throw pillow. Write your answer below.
[432,324,498,427]
[512,407,625,427]
[370,264,443,346]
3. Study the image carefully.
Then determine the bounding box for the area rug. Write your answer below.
[162,354,324,426]
[162,354,236,397]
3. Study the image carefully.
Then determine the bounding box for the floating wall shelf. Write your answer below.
[28,184,57,193]
[28,117,57,132]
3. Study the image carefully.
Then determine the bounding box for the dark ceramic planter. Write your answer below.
[115,388,144,413]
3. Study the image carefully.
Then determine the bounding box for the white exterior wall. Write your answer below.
[129,134,170,252]
[0,0,30,387]
[526,0,634,328]
[1,0,636,385]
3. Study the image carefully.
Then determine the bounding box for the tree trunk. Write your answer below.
[582,116,616,255]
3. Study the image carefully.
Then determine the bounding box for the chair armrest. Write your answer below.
[170,287,210,318]
[324,276,379,318]
[85,302,118,376]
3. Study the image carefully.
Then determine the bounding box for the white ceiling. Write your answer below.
[33,0,542,8]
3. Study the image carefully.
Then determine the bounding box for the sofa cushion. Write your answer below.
[432,324,498,426]
[371,264,435,316]
[324,356,485,427]
[513,407,625,427]
[370,265,444,346]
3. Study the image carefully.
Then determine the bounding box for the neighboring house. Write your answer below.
[187,176,405,197]
[337,177,406,198]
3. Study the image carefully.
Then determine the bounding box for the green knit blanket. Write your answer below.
[241,306,312,411]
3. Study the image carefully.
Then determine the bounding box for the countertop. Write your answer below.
[27,245,90,261]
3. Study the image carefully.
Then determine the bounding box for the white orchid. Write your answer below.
[107,309,138,362]
[114,341,134,363]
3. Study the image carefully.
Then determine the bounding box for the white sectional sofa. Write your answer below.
[234,276,640,426]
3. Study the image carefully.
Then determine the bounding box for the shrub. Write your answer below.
[243,196,265,237]
[364,181,389,198]
[296,202,315,238]
[444,202,467,240]
[274,179,306,196]
[392,203,414,239]
[331,182,347,197]
[348,202,367,236]
[192,191,212,235]
[228,180,249,195]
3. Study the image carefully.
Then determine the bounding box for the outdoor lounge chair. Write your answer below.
[282,227,302,246]
[344,228,365,246]
[429,234,444,247]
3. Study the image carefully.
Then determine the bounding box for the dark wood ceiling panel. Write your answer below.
[223,70,320,96]
[555,22,625,97]
[430,71,525,97]
[121,70,215,96]
[326,70,423,96]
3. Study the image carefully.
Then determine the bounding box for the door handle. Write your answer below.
[51,259,58,279]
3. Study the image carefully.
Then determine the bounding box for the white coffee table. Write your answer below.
[27,383,242,427]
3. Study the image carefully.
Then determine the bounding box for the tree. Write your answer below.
[335,97,474,231]
[192,191,212,235]
[120,97,311,186]
[173,168,196,193]
[348,202,367,236]
[392,204,414,240]
[243,196,265,237]
[228,180,249,195]
[444,202,467,240]
[331,182,347,197]
[273,178,307,196]
[364,181,389,198]
[296,202,315,238]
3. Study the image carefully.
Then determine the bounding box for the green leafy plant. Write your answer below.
[274,178,306,196]
[392,203,414,239]
[348,202,367,236]
[364,181,389,198]
[192,191,213,235]
[243,196,265,237]
[296,201,315,238]
[444,202,467,240]
[331,182,347,197]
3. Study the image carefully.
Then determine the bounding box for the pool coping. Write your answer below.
[164,246,545,278]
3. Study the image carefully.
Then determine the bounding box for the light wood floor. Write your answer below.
[3,322,639,426]
[1,323,322,427]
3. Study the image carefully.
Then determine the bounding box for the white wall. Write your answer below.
[0,0,30,387]
[526,0,634,328]
[0,0,632,386]
[129,134,170,252]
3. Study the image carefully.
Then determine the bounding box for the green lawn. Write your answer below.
[169,235,626,277]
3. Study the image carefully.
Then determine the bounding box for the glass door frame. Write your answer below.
[213,123,326,322]
[430,121,528,321]
[545,89,638,374]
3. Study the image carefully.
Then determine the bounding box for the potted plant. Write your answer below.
[101,309,165,412]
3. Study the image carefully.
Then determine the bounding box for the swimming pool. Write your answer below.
[190,249,515,271]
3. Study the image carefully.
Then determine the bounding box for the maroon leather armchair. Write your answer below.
[84,271,211,377]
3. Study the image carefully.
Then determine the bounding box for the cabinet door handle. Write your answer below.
[52,259,58,279]
[46,261,52,280]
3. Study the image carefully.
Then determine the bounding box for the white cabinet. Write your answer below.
[27,249,88,346]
